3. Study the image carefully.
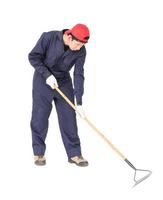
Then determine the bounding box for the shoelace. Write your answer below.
[37,156,44,161]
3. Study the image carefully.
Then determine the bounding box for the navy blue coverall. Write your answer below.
[28,30,86,158]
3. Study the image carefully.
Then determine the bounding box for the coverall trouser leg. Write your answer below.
[54,80,82,158]
[31,89,53,155]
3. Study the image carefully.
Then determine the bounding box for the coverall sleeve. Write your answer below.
[28,32,51,79]
[73,50,86,105]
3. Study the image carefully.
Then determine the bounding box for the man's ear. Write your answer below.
[67,34,72,42]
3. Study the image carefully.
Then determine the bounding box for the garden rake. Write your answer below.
[54,85,152,187]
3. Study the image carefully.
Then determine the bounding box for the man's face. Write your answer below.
[68,35,84,51]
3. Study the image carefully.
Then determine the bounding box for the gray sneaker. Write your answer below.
[68,156,89,167]
[34,156,46,166]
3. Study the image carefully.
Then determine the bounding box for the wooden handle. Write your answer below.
[54,85,77,110]
[54,85,126,160]
[84,117,126,160]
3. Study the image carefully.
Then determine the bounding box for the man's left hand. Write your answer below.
[76,105,86,119]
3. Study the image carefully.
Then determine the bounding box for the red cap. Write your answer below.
[66,24,90,43]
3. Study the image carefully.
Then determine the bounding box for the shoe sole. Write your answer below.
[35,160,46,166]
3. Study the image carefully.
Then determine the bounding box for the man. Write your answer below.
[28,24,90,167]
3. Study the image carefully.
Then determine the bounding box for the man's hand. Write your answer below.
[76,105,86,119]
[46,75,58,89]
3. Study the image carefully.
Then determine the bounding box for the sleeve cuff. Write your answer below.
[43,71,52,80]
[76,97,82,105]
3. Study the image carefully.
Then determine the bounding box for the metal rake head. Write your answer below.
[133,168,152,187]
[125,159,152,187]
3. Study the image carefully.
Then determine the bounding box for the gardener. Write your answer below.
[28,24,90,167]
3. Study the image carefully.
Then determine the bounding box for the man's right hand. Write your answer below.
[46,75,58,89]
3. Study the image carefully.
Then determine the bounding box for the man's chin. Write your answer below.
[70,48,76,51]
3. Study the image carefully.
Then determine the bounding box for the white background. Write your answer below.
[0,0,162,199]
